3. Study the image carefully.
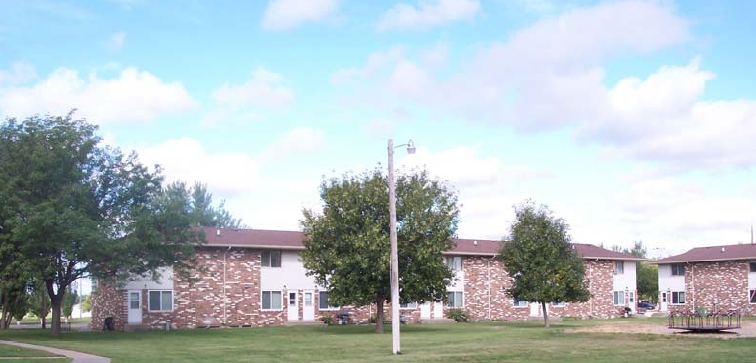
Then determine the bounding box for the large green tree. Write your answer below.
[500,201,590,327]
[0,113,203,336]
[167,181,244,228]
[301,168,459,333]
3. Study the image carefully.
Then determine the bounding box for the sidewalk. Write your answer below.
[0,340,110,363]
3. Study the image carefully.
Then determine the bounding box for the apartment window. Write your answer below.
[262,250,282,267]
[613,291,625,305]
[445,256,462,271]
[129,292,140,309]
[551,301,566,307]
[400,302,418,309]
[671,263,685,276]
[750,262,756,273]
[318,291,338,310]
[148,290,173,311]
[447,291,463,308]
[614,261,624,275]
[750,290,756,304]
[671,291,686,304]
[262,291,282,310]
[629,291,635,303]
[513,298,528,308]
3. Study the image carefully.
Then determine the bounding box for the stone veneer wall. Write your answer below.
[90,282,126,331]
[666,261,751,314]
[460,258,621,320]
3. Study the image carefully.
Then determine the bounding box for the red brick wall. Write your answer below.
[666,261,752,315]
[91,249,630,330]
[90,282,126,331]
[460,258,621,320]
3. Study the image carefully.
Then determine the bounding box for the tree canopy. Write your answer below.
[0,113,223,336]
[500,201,590,327]
[301,168,459,333]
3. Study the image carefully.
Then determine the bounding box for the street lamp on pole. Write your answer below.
[388,138,415,355]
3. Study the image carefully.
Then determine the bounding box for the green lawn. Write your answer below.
[0,342,71,363]
[0,320,754,363]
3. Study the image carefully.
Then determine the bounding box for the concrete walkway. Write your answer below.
[0,340,110,363]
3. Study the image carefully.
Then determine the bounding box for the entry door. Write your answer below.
[302,291,315,321]
[433,301,443,318]
[287,291,299,321]
[420,302,431,319]
[127,290,142,323]
[661,292,668,311]
[529,302,541,317]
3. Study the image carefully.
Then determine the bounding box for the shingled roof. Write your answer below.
[655,243,756,263]
[201,227,639,261]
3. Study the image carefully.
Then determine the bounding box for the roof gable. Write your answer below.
[202,227,641,261]
[656,243,756,263]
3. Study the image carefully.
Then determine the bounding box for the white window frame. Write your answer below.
[399,302,418,309]
[318,291,338,310]
[261,250,282,267]
[614,261,624,275]
[613,291,625,306]
[513,299,528,308]
[445,256,462,272]
[447,291,463,308]
[551,301,566,307]
[148,290,173,312]
[671,263,685,276]
[750,262,756,273]
[262,290,283,310]
[671,291,686,305]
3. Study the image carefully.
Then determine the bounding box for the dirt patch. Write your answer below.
[566,320,756,339]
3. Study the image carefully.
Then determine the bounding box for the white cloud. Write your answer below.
[0,62,36,85]
[376,0,481,31]
[137,138,261,195]
[261,0,339,30]
[0,65,196,123]
[260,127,325,161]
[612,178,756,249]
[109,31,126,51]
[212,67,293,109]
[580,58,756,170]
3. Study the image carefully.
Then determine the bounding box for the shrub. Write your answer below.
[322,316,333,325]
[447,309,468,322]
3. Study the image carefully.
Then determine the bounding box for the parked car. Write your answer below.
[637,301,656,310]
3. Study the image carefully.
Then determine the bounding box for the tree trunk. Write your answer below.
[50,295,62,337]
[1,290,9,329]
[375,297,385,334]
[541,301,549,328]
[47,280,66,337]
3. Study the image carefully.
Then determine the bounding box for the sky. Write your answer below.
[2,0,755,258]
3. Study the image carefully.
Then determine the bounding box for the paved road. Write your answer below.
[0,340,110,363]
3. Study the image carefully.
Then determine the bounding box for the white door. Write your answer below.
[661,292,668,311]
[433,301,443,318]
[302,291,315,321]
[127,290,142,324]
[420,302,431,319]
[287,291,299,321]
[529,302,541,317]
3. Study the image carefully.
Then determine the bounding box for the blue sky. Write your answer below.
[2,0,755,257]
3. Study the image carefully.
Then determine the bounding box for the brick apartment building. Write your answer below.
[91,227,641,331]
[656,243,756,315]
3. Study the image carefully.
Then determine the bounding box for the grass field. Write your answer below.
[0,342,71,363]
[1,319,754,363]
